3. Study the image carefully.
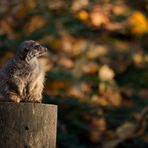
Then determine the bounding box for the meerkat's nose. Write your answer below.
[44,47,48,52]
[34,45,48,56]
[40,46,48,52]
[40,46,47,52]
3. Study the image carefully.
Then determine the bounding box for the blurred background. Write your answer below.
[0,0,148,147]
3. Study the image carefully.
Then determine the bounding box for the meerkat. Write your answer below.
[0,40,48,103]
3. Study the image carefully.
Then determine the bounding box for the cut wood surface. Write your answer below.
[0,102,57,148]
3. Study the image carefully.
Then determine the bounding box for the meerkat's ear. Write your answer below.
[25,54,31,63]
[25,52,33,63]
[25,51,37,63]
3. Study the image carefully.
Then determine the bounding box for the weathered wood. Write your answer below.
[0,102,57,148]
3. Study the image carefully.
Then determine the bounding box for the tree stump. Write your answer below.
[0,102,57,148]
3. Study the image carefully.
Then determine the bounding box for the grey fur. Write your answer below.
[0,40,47,103]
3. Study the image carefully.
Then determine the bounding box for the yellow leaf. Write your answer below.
[72,0,89,11]
[24,16,47,34]
[128,11,148,36]
[77,10,89,21]
[1,20,13,35]
[58,57,74,69]
[99,65,115,81]
[46,79,70,95]
[86,45,107,60]
[82,62,98,74]
[72,39,87,55]
[90,5,109,27]
[15,1,36,19]
[132,53,143,64]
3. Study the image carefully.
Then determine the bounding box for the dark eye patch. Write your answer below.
[34,44,41,49]
[24,48,29,54]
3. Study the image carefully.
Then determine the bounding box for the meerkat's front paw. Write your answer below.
[22,94,42,103]
[6,93,21,103]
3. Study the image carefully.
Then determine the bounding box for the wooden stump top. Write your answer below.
[0,102,57,148]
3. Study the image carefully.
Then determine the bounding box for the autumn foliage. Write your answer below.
[0,0,148,148]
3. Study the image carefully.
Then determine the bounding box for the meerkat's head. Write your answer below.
[16,40,47,63]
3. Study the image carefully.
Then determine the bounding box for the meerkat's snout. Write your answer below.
[33,45,48,57]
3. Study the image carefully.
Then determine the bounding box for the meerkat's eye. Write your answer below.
[25,47,30,50]
[24,48,30,53]
[34,45,40,49]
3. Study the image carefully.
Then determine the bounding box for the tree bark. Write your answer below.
[0,102,57,148]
